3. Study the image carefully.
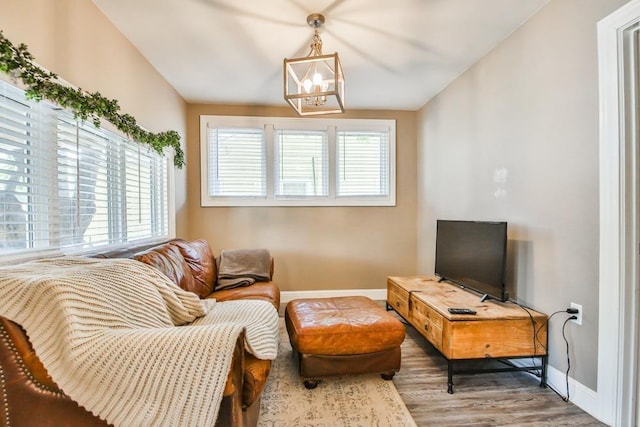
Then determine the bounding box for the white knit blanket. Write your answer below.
[0,256,279,426]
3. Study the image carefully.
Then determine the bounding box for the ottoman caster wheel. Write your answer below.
[303,380,320,389]
[381,372,395,381]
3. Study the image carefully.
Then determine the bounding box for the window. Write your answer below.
[200,116,396,206]
[337,131,389,197]
[207,127,265,197]
[0,79,171,258]
[275,130,328,197]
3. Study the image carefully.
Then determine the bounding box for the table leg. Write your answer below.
[447,360,454,394]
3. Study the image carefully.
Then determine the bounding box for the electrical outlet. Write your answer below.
[570,302,582,325]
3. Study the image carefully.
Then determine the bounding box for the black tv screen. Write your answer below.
[435,220,508,302]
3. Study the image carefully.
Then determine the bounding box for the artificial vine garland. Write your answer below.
[0,31,184,168]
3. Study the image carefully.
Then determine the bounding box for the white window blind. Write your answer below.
[125,141,168,241]
[275,130,328,197]
[0,83,53,251]
[207,127,265,197]
[200,115,395,207]
[0,79,170,257]
[337,131,389,197]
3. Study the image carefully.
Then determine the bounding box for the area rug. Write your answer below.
[257,319,417,427]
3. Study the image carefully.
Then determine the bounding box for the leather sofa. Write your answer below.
[0,238,280,427]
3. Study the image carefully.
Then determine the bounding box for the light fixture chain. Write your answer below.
[310,30,324,56]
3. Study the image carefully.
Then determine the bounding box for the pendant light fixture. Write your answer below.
[284,13,345,116]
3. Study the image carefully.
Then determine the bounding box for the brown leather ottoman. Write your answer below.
[284,296,406,389]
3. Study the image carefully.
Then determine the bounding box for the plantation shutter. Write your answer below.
[207,127,265,197]
[274,130,328,197]
[200,115,395,207]
[337,130,389,197]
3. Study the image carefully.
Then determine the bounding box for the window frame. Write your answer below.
[200,115,396,207]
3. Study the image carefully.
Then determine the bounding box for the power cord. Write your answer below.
[513,303,577,402]
[564,317,577,393]
[513,303,544,377]
[547,316,576,402]
[513,304,565,376]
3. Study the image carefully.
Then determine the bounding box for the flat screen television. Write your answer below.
[435,220,509,302]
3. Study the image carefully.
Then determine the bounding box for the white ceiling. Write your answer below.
[92,0,550,111]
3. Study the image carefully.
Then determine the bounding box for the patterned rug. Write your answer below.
[257,319,417,427]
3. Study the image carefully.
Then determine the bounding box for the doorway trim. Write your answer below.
[597,1,640,425]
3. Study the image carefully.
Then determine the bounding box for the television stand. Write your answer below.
[387,276,548,393]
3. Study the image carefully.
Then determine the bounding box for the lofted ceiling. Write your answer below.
[92,0,550,111]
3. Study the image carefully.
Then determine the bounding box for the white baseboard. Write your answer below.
[545,364,601,422]
[281,288,387,303]
[509,360,601,422]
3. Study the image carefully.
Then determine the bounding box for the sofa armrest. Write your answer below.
[0,317,58,390]
[0,317,110,426]
[215,330,245,427]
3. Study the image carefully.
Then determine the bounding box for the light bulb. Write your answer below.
[303,79,313,93]
[312,72,323,86]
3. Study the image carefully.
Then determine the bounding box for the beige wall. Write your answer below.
[417,0,628,391]
[0,0,189,235]
[187,104,417,292]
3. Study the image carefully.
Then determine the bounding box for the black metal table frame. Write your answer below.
[446,355,547,394]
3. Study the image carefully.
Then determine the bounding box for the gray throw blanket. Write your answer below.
[217,248,271,290]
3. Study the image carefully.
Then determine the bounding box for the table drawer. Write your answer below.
[412,299,444,330]
[387,282,410,319]
[412,308,443,352]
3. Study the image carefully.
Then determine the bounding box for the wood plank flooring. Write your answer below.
[391,313,604,426]
[279,302,604,426]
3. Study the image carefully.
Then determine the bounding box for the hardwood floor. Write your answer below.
[392,314,604,426]
[278,302,604,426]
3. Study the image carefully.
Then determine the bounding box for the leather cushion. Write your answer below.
[285,296,405,356]
[133,244,197,294]
[208,281,280,311]
[170,239,216,298]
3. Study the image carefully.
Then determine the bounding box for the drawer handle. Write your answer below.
[424,323,429,331]
[395,302,400,307]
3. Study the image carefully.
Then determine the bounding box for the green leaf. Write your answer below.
[0,31,184,168]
